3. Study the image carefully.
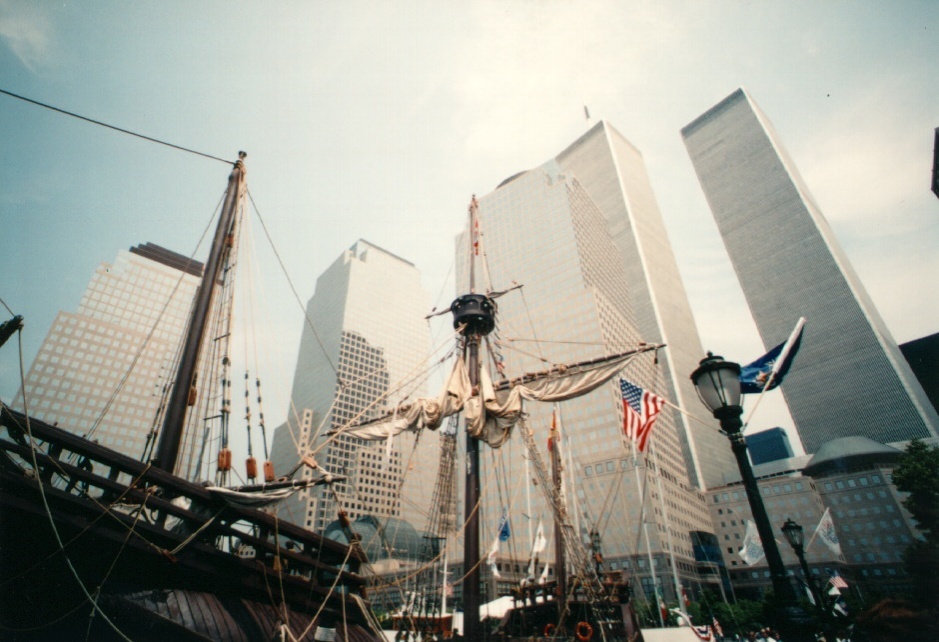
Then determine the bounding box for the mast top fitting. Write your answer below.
[451,293,495,337]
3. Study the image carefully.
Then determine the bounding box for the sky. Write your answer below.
[1,1,937,457]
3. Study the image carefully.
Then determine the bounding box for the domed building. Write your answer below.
[323,514,427,565]
[704,435,925,601]
[323,514,432,612]
[802,436,920,592]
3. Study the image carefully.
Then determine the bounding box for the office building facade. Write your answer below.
[459,121,723,604]
[269,240,436,535]
[899,333,939,414]
[554,123,735,491]
[12,244,202,470]
[707,436,920,599]
[747,427,794,466]
[682,88,939,453]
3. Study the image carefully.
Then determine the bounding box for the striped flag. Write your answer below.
[619,378,666,452]
[829,574,848,590]
[712,617,723,637]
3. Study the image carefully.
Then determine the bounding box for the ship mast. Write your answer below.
[452,195,492,642]
[154,152,247,474]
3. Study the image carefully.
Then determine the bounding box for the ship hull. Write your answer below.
[0,408,382,641]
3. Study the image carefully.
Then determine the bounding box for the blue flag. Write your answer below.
[740,318,805,394]
[498,510,511,542]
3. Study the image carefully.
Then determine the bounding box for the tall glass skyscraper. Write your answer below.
[554,123,735,491]
[682,88,939,453]
[12,243,202,465]
[458,121,722,603]
[269,240,436,535]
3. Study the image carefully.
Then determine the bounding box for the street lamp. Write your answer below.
[690,354,798,604]
[782,518,823,609]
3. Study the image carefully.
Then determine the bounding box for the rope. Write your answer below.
[166,508,224,556]
[247,189,340,380]
[0,598,88,633]
[0,87,233,164]
[14,333,136,641]
[0,460,154,588]
[292,543,356,641]
[84,494,152,641]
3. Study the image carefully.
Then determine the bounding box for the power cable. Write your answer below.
[0,87,234,164]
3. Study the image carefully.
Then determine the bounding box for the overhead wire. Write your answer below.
[0,87,234,165]
[0,121,383,636]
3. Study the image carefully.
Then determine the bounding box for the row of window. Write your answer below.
[822,474,885,491]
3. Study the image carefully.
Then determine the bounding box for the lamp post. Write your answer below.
[782,518,823,610]
[690,354,798,605]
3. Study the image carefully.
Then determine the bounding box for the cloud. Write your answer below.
[0,0,53,72]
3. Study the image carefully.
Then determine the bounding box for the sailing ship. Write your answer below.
[0,154,385,641]
[3,150,657,642]
[337,197,653,641]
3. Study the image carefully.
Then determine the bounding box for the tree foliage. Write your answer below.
[892,439,939,537]
[892,439,939,604]
[687,590,771,636]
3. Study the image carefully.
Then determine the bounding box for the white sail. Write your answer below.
[336,355,471,441]
[338,348,648,447]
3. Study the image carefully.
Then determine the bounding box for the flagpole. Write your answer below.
[650,442,683,607]
[742,317,806,429]
[526,443,533,554]
[632,441,665,627]
[562,406,583,550]
[548,413,567,614]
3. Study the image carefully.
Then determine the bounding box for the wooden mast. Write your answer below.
[154,152,246,474]
[453,195,492,642]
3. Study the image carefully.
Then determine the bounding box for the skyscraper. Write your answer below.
[12,243,202,465]
[269,240,436,534]
[554,122,736,491]
[746,427,794,466]
[460,121,722,603]
[682,88,939,453]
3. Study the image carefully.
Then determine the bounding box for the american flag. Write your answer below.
[712,617,723,637]
[620,379,666,452]
[829,574,848,589]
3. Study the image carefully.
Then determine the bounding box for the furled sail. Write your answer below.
[338,347,656,448]
[334,355,471,441]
